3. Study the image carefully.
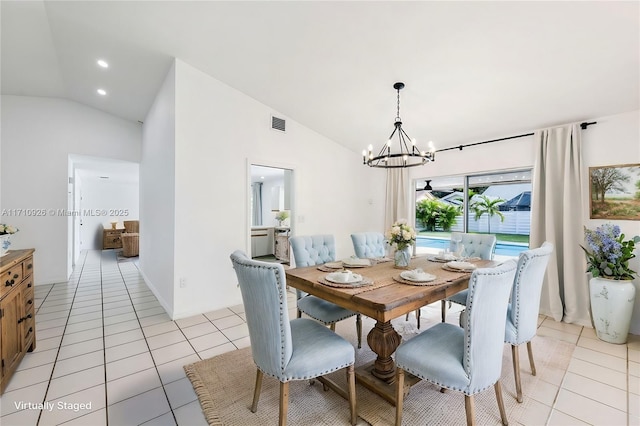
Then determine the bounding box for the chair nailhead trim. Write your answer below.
[233,258,289,372]
[301,310,355,324]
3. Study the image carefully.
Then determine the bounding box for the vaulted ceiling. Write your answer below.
[2,1,638,154]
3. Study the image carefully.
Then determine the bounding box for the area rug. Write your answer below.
[184,320,574,425]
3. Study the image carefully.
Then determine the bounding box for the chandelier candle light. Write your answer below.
[363,82,436,168]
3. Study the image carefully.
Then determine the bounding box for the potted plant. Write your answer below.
[581,223,639,344]
[275,211,289,227]
[0,224,19,257]
[386,219,416,269]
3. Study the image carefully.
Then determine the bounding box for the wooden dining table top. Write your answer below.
[285,256,498,323]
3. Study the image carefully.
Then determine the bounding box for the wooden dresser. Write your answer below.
[103,227,125,249]
[0,249,36,394]
[274,227,290,262]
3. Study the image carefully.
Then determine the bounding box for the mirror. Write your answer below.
[250,164,293,263]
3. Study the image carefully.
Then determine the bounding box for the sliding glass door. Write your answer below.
[414,169,531,258]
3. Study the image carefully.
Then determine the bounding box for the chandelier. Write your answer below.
[363,82,435,168]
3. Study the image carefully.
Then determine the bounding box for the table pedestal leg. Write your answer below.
[367,320,402,383]
[355,320,419,405]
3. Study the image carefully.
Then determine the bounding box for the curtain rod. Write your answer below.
[436,121,597,153]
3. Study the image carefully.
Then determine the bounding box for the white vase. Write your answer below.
[589,277,636,344]
[0,234,11,257]
[394,247,412,269]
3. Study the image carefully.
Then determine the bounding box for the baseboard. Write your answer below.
[137,266,174,319]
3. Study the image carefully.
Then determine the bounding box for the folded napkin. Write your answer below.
[403,268,435,281]
[342,256,371,266]
[436,253,458,261]
[446,261,476,271]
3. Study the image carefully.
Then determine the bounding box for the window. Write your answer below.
[414,169,531,259]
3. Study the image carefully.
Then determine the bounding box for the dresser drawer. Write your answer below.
[22,277,34,311]
[1,263,23,298]
[22,307,35,348]
[103,229,124,249]
[23,257,34,279]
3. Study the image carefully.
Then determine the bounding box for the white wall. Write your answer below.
[167,59,385,319]
[410,109,640,333]
[79,179,139,249]
[1,96,141,284]
[139,63,177,316]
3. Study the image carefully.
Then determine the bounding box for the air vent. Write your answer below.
[271,116,286,132]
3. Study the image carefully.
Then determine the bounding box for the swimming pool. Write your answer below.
[416,236,528,257]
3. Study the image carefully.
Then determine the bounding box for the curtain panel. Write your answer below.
[531,124,590,326]
[251,183,263,226]
[384,162,410,233]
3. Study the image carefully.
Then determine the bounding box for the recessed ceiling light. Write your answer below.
[97,89,107,96]
[97,59,109,68]
[260,176,265,180]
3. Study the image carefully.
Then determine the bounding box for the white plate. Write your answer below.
[400,271,436,282]
[446,261,477,271]
[325,272,363,284]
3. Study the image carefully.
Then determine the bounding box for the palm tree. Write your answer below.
[471,195,505,233]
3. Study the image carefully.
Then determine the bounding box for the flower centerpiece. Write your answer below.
[386,219,416,268]
[581,223,639,344]
[0,223,19,257]
[275,211,289,226]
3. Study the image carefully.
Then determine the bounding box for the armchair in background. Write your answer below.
[121,220,139,257]
[123,220,139,233]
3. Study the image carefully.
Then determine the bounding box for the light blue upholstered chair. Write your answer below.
[350,232,386,259]
[289,235,362,348]
[453,242,553,402]
[449,232,497,259]
[440,232,497,322]
[230,250,357,426]
[395,260,517,426]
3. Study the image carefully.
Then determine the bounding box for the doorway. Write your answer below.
[69,155,139,271]
[250,164,293,264]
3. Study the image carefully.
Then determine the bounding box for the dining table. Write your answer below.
[285,255,498,404]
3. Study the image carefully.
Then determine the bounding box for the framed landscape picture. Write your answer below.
[589,163,640,220]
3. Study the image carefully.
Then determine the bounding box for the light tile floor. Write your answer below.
[0,250,637,425]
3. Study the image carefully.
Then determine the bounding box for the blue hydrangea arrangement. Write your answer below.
[581,224,639,280]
